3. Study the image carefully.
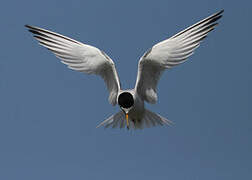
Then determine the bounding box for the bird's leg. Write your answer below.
[126,113,129,130]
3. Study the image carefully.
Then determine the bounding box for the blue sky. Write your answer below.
[0,0,251,179]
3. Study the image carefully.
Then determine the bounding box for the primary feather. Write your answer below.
[25,25,120,105]
[135,10,223,104]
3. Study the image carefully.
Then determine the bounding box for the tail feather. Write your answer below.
[96,111,125,129]
[144,109,173,127]
[96,109,173,130]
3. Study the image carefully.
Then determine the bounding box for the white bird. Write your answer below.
[25,10,223,130]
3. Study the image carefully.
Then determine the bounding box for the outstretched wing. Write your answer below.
[25,25,120,105]
[135,10,223,104]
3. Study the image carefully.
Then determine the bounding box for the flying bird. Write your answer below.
[25,10,223,130]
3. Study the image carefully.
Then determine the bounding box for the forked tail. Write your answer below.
[96,109,173,130]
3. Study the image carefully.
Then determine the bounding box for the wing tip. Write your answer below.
[25,24,35,30]
[219,9,224,14]
[214,9,224,17]
[25,24,30,28]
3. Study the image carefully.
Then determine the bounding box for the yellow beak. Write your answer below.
[126,113,129,129]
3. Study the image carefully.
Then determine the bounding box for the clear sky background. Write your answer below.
[0,0,251,179]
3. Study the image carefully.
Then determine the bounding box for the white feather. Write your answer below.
[135,10,223,104]
[97,109,173,129]
[26,10,223,130]
[26,25,120,105]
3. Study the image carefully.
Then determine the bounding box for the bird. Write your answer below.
[25,9,223,130]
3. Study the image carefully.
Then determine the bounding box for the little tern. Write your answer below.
[25,10,223,130]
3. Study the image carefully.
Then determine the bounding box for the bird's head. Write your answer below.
[118,92,134,129]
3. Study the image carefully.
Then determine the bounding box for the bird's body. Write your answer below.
[118,89,145,126]
[98,89,171,129]
[26,10,223,130]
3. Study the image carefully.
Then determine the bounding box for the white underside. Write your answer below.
[96,109,173,130]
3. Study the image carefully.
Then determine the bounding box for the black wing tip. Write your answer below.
[215,9,224,16]
[25,24,38,32]
[25,25,43,32]
[217,9,224,16]
[214,9,224,23]
[25,24,33,29]
[28,29,44,36]
[206,15,222,26]
[210,9,224,21]
[219,9,224,14]
[215,9,224,18]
